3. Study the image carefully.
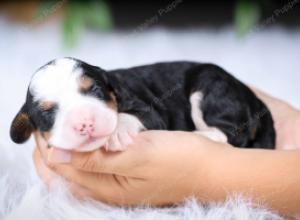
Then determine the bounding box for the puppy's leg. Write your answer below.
[194,128,227,143]
[190,92,227,143]
[106,113,144,151]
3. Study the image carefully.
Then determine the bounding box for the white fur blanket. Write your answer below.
[1,19,299,219]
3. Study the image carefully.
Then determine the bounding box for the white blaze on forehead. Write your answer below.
[30,58,82,102]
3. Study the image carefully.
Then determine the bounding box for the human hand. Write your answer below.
[33,88,300,206]
[252,88,300,149]
[33,130,229,206]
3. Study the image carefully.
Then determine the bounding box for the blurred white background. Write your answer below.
[0,1,299,219]
[1,20,299,145]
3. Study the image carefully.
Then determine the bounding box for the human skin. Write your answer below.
[33,88,300,217]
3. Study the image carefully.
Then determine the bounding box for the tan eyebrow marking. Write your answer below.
[39,101,56,110]
[106,92,118,111]
[79,75,93,92]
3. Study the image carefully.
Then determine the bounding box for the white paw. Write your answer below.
[194,128,228,143]
[105,127,137,151]
[105,113,144,152]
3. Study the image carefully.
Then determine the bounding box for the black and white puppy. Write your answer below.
[10,58,276,151]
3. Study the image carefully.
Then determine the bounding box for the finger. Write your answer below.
[70,149,133,175]
[47,158,128,202]
[66,179,129,206]
[38,139,139,175]
[34,131,48,150]
[66,181,96,200]
[34,148,97,200]
[35,148,121,201]
[71,146,149,176]
[48,140,150,176]
[33,148,57,186]
[33,131,50,162]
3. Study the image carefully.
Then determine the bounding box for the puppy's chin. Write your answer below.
[74,137,109,152]
[49,136,109,152]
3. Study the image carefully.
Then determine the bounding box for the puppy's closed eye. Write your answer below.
[80,76,105,99]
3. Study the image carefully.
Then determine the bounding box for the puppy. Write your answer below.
[10,58,276,151]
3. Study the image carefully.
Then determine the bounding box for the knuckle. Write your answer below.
[45,159,56,170]
[74,153,99,172]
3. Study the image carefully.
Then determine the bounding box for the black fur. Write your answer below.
[79,60,275,149]
[79,62,113,102]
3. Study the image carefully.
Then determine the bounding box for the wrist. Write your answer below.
[275,106,300,149]
[251,86,299,123]
[189,137,235,203]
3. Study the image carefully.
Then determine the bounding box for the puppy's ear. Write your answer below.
[10,105,34,144]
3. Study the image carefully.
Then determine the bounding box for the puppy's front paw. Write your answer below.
[105,113,144,152]
[194,128,228,143]
[106,128,137,152]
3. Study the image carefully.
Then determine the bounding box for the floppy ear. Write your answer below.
[10,105,34,144]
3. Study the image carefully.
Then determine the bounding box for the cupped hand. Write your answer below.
[34,130,228,206]
[251,88,300,149]
[33,88,300,206]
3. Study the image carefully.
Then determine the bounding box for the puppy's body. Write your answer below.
[10,58,275,151]
[106,62,275,148]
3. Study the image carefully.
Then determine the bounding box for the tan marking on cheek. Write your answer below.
[39,101,55,110]
[106,92,118,111]
[79,75,93,92]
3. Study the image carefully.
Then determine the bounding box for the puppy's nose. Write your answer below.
[74,119,95,136]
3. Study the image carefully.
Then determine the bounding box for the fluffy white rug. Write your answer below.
[1,19,299,219]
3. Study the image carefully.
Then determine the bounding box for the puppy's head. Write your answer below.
[10,58,118,152]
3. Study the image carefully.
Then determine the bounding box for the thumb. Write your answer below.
[48,146,143,175]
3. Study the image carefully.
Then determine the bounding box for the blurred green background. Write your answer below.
[1,0,299,48]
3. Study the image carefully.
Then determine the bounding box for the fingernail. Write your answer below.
[48,148,71,164]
